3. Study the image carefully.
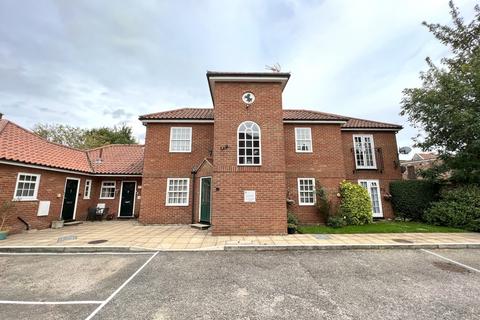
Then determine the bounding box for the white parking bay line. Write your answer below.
[421,249,480,273]
[0,300,103,305]
[85,251,159,320]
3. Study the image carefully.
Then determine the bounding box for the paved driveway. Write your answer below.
[0,249,479,319]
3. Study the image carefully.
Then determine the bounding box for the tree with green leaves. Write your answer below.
[33,123,137,149]
[83,124,137,149]
[33,124,86,149]
[400,1,480,183]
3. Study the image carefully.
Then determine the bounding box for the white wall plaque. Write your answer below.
[244,190,256,203]
[37,201,50,216]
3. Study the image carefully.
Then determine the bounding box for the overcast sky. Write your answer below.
[0,0,477,158]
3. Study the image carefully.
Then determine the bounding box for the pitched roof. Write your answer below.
[87,145,144,175]
[0,119,92,172]
[0,119,143,175]
[139,108,402,130]
[140,108,214,120]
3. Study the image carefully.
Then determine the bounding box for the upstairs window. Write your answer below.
[237,121,261,165]
[14,173,41,201]
[100,181,116,199]
[169,127,192,152]
[353,135,376,169]
[298,178,316,205]
[295,127,312,152]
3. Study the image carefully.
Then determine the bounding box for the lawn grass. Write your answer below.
[297,220,466,234]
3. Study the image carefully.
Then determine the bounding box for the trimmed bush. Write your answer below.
[390,180,439,221]
[326,215,346,228]
[339,181,373,225]
[424,185,480,231]
[287,211,299,231]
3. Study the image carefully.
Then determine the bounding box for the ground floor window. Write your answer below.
[100,181,116,199]
[358,179,383,217]
[14,173,41,201]
[84,179,92,199]
[297,178,316,205]
[166,178,190,206]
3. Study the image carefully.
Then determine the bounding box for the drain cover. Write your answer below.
[313,234,331,240]
[88,239,108,244]
[57,235,77,243]
[392,239,413,243]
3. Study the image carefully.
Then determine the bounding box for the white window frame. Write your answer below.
[295,127,313,153]
[237,121,262,166]
[84,179,92,199]
[297,178,316,206]
[166,178,190,206]
[99,181,116,199]
[358,179,383,217]
[13,173,41,201]
[353,134,377,169]
[169,127,192,153]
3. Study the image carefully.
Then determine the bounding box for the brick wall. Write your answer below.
[284,124,346,224]
[139,123,213,224]
[211,82,287,235]
[342,131,402,218]
[0,164,142,233]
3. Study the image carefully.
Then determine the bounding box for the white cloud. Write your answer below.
[0,0,477,151]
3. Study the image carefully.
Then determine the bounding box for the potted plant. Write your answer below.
[0,200,15,240]
[287,211,299,234]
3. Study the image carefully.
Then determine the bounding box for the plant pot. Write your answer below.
[51,220,64,229]
[287,226,296,234]
[0,230,8,240]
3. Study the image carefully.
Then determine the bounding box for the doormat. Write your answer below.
[57,235,77,243]
[88,239,108,244]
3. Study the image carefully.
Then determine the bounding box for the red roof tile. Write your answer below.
[0,119,143,175]
[87,145,144,175]
[139,108,402,129]
[140,108,214,120]
[0,119,92,172]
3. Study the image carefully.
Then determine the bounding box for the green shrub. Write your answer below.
[287,211,299,226]
[315,184,331,219]
[390,180,439,221]
[424,185,480,231]
[326,215,346,228]
[287,211,299,232]
[339,181,373,225]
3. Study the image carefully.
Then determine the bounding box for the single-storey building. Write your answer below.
[0,71,402,235]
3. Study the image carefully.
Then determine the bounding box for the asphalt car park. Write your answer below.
[0,249,479,320]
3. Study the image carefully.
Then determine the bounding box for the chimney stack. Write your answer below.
[0,113,3,119]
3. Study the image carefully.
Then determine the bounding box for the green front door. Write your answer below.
[200,177,211,223]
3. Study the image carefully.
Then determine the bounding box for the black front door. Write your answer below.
[119,182,136,217]
[61,179,79,221]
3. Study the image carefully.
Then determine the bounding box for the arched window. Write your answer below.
[237,121,261,165]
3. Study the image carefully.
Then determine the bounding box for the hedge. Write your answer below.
[389,180,439,221]
[424,185,480,232]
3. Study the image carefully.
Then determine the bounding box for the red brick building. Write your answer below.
[0,118,143,233]
[139,72,403,235]
[0,71,402,235]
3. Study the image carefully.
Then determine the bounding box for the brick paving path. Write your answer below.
[0,221,479,250]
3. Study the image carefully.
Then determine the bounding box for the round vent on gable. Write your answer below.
[242,92,255,105]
